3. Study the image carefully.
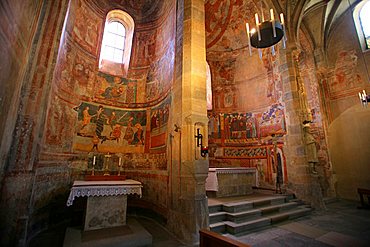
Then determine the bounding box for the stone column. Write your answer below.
[279,44,324,207]
[168,0,209,244]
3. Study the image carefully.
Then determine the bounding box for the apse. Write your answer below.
[31,0,177,238]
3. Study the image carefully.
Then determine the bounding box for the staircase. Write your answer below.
[208,194,312,236]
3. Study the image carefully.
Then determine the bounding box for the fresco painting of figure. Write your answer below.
[72,0,100,54]
[96,72,136,103]
[208,103,286,145]
[222,112,258,143]
[259,103,286,138]
[150,96,171,150]
[73,102,146,153]
[208,113,221,139]
[330,50,362,90]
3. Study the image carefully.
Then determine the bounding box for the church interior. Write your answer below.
[0,0,370,246]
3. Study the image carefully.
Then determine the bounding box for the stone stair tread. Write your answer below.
[208,194,313,237]
[223,217,270,228]
[269,207,312,222]
[226,208,260,217]
[223,201,253,207]
[209,222,226,228]
[259,201,298,212]
[209,211,226,217]
[251,196,286,205]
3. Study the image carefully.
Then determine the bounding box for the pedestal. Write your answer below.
[84,195,127,231]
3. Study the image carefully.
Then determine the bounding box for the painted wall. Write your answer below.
[325,10,370,200]
[0,0,43,179]
[205,0,289,189]
[42,0,176,218]
[0,0,177,244]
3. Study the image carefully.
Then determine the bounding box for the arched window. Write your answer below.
[101,21,126,63]
[99,10,134,76]
[359,1,370,49]
[353,1,370,51]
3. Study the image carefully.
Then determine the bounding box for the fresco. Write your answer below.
[150,95,171,151]
[329,49,363,93]
[205,0,262,51]
[208,104,286,145]
[205,0,234,48]
[73,102,146,153]
[224,147,267,158]
[258,103,285,138]
[95,72,137,104]
[72,0,100,55]
[145,41,175,102]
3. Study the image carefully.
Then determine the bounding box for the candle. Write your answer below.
[280,13,284,25]
[359,92,363,100]
[246,23,252,56]
[260,1,264,22]
[118,157,121,166]
[255,13,261,41]
[93,156,96,165]
[270,9,274,20]
[271,9,276,37]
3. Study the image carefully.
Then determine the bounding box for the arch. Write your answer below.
[99,10,134,76]
[353,0,370,52]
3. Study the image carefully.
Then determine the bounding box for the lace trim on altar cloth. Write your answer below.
[67,185,142,206]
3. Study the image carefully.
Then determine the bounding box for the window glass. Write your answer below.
[101,21,126,63]
[360,1,370,48]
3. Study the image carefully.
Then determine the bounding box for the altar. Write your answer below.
[205,167,257,197]
[66,179,142,231]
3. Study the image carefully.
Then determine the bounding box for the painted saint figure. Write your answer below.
[95,105,106,138]
[81,106,92,130]
[132,123,144,145]
[124,116,134,144]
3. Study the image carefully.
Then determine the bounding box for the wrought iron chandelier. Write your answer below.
[246,3,286,57]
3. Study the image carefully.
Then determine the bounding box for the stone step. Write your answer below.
[252,196,286,207]
[226,209,261,223]
[209,222,226,233]
[222,201,254,213]
[210,201,300,225]
[208,204,223,214]
[288,198,304,205]
[208,194,312,237]
[259,201,299,215]
[222,196,287,213]
[212,207,312,236]
[209,211,227,224]
[270,207,312,223]
[225,217,271,235]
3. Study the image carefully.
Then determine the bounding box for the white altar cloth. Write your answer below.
[66,179,142,206]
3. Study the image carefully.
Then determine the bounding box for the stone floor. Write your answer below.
[226,198,370,247]
[31,198,370,247]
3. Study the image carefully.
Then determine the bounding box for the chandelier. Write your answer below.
[246,4,286,57]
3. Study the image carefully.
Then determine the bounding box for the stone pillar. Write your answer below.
[314,47,337,198]
[279,44,324,208]
[168,0,209,244]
